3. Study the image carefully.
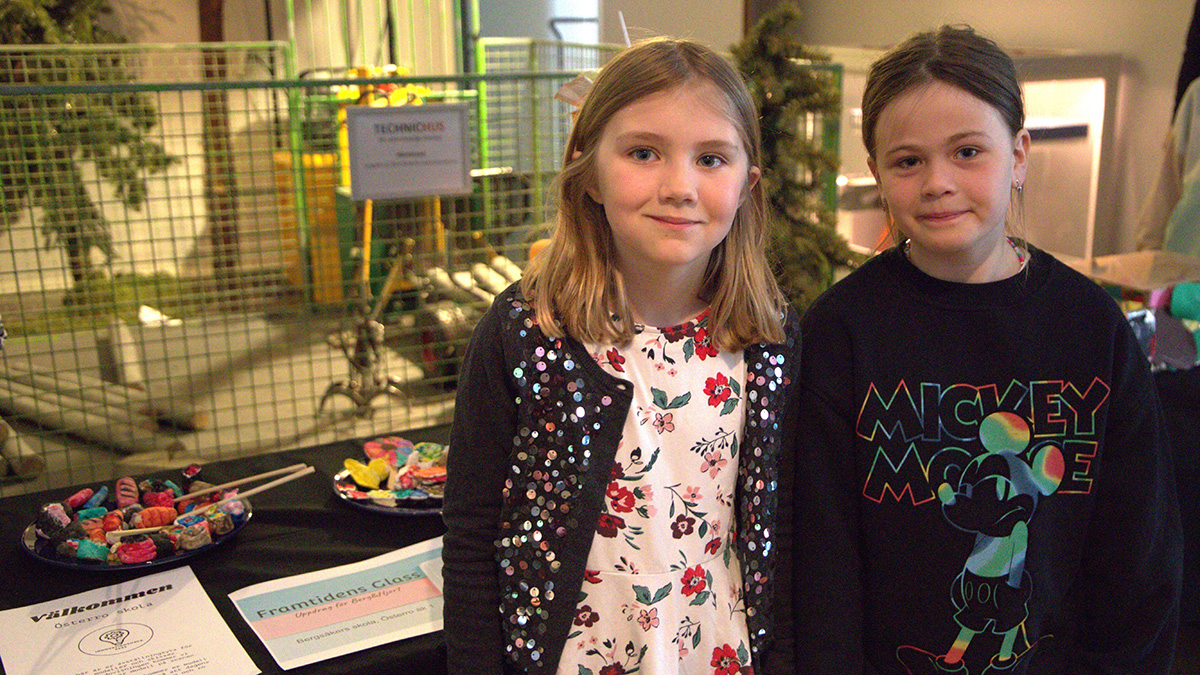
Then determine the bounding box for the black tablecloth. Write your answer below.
[0,425,452,675]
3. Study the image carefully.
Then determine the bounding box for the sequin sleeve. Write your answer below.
[443,297,519,675]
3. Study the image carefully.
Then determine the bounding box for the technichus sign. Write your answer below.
[346,103,472,201]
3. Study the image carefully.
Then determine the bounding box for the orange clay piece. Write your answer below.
[412,466,447,482]
[77,517,105,535]
[102,511,125,532]
[134,506,178,528]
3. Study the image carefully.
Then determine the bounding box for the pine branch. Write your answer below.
[732,2,865,310]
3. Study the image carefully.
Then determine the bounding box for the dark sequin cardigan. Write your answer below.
[443,284,800,675]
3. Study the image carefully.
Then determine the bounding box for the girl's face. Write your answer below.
[587,81,759,291]
[868,80,1030,281]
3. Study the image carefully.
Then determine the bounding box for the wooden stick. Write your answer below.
[0,415,44,479]
[0,376,186,455]
[106,466,315,543]
[174,463,310,502]
[0,371,157,430]
[106,526,167,543]
[0,363,207,430]
[200,465,315,512]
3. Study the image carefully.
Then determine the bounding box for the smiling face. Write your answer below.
[868,80,1030,282]
[587,81,760,295]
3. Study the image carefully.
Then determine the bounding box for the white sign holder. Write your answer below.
[344,104,472,201]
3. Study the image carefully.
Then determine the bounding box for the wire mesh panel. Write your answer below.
[479,38,619,73]
[0,40,840,497]
[0,42,294,299]
[0,42,587,496]
[478,39,619,177]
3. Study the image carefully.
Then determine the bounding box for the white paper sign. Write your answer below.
[346,104,472,201]
[228,537,443,671]
[0,565,258,675]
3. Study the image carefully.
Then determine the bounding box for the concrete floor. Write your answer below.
[0,310,456,497]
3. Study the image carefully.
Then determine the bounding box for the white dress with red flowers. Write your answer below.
[556,311,751,675]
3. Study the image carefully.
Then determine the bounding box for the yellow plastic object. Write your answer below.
[367,457,390,483]
[344,458,382,489]
[529,238,551,260]
[273,151,343,304]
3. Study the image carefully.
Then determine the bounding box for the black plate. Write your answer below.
[21,501,252,571]
[332,470,442,516]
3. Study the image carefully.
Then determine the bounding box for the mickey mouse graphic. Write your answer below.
[898,411,1064,674]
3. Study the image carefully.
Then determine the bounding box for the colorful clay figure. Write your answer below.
[29,465,250,566]
[336,436,449,510]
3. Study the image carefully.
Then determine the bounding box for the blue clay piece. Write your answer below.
[82,486,109,509]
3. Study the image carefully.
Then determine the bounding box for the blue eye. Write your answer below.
[698,154,726,168]
[630,147,655,161]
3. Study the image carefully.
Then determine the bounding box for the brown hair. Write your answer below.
[861,25,1028,251]
[520,37,785,350]
[862,25,1024,157]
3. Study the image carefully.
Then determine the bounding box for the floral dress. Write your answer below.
[556,310,751,675]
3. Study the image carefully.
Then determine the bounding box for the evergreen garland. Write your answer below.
[731,3,864,311]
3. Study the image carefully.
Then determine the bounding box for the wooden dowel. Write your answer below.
[107,466,314,543]
[0,374,155,430]
[201,465,315,512]
[1,363,141,405]
[8,370,135,409]
[106,525,167,543]
[1,415,44,478]
[175,463,310,502]
[0,363,206,430]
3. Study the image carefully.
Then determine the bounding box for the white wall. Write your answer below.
[107,1,199,43]
[483,0,557,40]
[793,0,1194,253]
[600,0,743,52]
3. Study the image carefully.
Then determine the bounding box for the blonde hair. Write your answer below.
[521,38,786,350]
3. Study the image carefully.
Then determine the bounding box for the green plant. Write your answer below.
[732,3,864,311]
[8,271,202,337]
[0,0,175,285]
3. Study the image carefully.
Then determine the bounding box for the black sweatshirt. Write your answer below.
[792,245,1182,674]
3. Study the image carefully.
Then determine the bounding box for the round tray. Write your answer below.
[332,470,442,516]
[21,501,252,571]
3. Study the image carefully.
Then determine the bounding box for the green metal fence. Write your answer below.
[0,40,839,497]
[0,41,598,495]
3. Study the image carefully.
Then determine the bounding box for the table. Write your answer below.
[0,425,452,675]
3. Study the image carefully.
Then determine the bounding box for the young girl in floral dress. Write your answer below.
[442,37,800,675]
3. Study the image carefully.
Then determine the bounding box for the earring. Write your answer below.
[1014,181,1024,194]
